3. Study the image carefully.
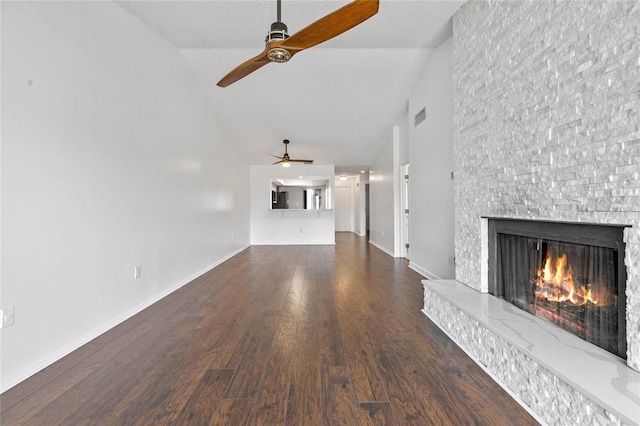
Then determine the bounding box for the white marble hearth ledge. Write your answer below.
[422,280,640,426]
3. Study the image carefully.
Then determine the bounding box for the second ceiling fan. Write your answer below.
[271,140,313,167]
[217,0,379,87]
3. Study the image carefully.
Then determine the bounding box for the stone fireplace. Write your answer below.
[421,1,640,425]
[488,218,627,359]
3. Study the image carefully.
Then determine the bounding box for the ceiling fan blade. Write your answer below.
[217,48,270,87]
[272,159,284,165]
[270,154,285,160]
[280,0,379,52]
[289,159,314,163]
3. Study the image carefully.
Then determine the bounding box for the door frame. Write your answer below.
[401,163,410,259]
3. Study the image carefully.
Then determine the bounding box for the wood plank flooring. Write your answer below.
[1,233,538,425]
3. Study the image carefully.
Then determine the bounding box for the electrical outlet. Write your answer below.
[2,307,15,329]
[134,265,142,279]
[299,227,303,233]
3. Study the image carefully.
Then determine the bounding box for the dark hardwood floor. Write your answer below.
[1,233,538,425]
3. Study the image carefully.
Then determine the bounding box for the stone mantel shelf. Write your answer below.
[422,279,640,426]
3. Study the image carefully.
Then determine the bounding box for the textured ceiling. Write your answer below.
[116,0,465,170]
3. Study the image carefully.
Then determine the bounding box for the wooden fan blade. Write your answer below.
[289,159,314,163]
[280,0,379,52]
[270,154,285,160]
[272,159,284,165]
[217,48,270,87]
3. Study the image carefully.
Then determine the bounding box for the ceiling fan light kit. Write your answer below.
[267,47,291,63]
[217,0,380,87]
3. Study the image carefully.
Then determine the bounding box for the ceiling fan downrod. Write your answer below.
[266,0,291,63]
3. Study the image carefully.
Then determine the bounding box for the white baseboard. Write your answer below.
[1,244,250,393]
[408,262,442,280]
[251,240,335,245]
[368,240,395,257]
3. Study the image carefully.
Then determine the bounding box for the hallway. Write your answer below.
[1,234,537,425]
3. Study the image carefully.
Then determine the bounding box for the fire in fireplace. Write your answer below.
[488,219,627,359]
[534,252,598,305]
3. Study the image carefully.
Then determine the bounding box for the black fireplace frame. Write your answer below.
[487,218,628,358]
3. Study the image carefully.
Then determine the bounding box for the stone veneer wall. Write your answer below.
[453,0,640,370]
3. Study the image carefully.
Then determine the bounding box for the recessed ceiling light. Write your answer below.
[360,170,365,173]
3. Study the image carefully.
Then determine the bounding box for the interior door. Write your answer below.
[335,185,352,232]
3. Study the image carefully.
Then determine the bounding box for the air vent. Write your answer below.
[414,107,426,126]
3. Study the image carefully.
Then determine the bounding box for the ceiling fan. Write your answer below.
[217,0,380,87]
[271,140,313,167]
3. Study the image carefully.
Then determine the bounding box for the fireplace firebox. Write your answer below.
[488,219,627,359]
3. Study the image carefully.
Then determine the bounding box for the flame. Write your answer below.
[534,253,598,306]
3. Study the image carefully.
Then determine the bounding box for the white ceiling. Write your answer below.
[116,0,465,172]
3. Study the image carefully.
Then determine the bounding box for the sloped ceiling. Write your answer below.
[116,0,465,171]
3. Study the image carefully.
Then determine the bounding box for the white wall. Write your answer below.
[284,187,305,209]
[407,37,455,279]
[250,165,335,245]
[1,2,250,391]
[369,129,398,256]
[398,110,411,165]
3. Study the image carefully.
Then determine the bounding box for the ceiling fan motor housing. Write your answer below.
[266,22,291,63]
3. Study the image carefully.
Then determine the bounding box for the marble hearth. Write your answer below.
[423,279,640,426]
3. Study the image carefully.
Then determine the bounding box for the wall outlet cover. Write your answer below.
[2,307,15,328]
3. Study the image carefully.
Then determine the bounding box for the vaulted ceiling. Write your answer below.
[116,0,465,173]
